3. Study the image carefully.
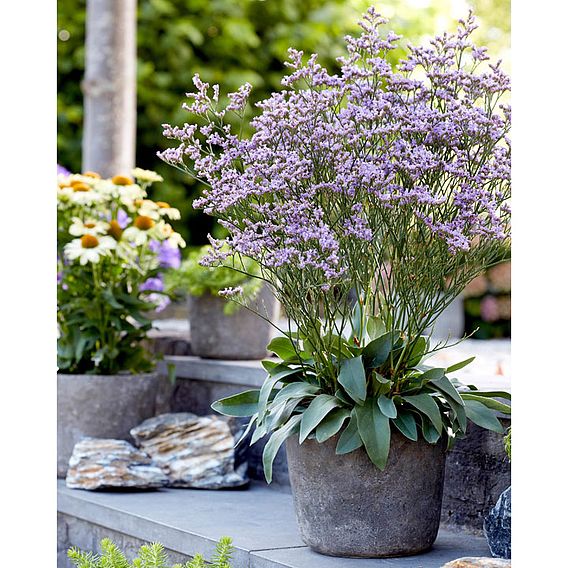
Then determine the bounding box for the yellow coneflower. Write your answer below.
[112,175,133,186]
[134,215,155,230]
[108,220,124,241]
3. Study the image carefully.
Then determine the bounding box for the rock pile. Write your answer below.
[65,413,248,490]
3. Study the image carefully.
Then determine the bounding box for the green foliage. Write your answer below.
[68,537,234,568]
[213,325,511,482]
[503,426,511,461]
[164,245,262,314]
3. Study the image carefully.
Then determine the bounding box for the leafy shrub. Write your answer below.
[68,537,234,568]
[164,245,263,315]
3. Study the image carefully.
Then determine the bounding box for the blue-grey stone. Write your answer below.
[483,486,511,559]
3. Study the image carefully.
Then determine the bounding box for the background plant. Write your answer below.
[57,169,185,374]
[68,537,234,568]
[163,8,511,479]
[57,0,509,246]
[164,245,263,315]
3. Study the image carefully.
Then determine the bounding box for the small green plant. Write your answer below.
[503,426,511,461]
[68,537,234,568]
[165,245,263,315]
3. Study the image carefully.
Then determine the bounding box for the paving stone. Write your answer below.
[58,480,490,568]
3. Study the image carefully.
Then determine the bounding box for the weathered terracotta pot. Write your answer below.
[285,430,446,558]
[188,284,278,360]
[57,372,159,477]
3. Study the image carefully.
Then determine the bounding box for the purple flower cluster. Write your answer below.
[160,8,510,283]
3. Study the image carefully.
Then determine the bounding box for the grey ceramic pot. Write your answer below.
[285,430,447,558]
[188,285,279,360]
[57,372,159,477]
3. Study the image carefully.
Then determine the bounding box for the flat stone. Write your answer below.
[65,438,168,490]
[442,558,511,568]
[130,413,248,489]
[484,486,511,559]
[58,480,491,568]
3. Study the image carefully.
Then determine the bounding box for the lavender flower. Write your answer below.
[148,239,181,269]
[160,7,511,355]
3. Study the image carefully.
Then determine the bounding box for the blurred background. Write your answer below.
[57,0,510,337]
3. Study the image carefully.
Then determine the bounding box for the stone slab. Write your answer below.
[158,339,510,393]
[58,480,490,568]
[252,528,491,567]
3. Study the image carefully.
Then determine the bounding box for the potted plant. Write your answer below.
[57,168,186,477]
[160,8,511,558]
[165,245,278,359]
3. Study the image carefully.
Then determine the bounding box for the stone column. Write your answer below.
[82,0,137,177]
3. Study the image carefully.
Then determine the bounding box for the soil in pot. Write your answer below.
[57,372,159,477]
[285,430,446,558]
[188,284,279,360]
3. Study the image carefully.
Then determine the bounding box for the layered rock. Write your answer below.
[66,438,168,490]
[131,413,248,489]
[484,486,511,559]
[442,558,511,568]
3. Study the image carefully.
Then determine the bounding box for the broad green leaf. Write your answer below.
[211,390,260,417]
[420,367,446,382]
[338,355,367,405]
[420,414,441,443]
[362,331,396,368]
[430,375,465,406]
[407,336,430,367]
[273,382,320,403]
[268,397,303,430]
[446,356,476,373]
[367,315,386,341]
[351,300,364,338]
[378,395,397,418]
[315,408,351,443]
[261,359,280,372]
[336,412,363,454]
[464,400,504,433]
[403,394,443,434]
[299,394,342,443]
[355,399,391,470]
[266,336,298,361]
[257,368,301,421]
[235,414,257,446]
[463,389,511,400]
[392,410,418,441]
[263,415,302,483]
[461,394,511,415]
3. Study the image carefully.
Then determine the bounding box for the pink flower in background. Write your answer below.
[480,295,500,322]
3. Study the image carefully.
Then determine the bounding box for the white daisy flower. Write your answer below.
[122,215,157,246]
[132,168,163,184]
[69,217,109,237]
[119,184,146,208]
[155,221,186,248]
[136,199,161,220]
[155,200,181,220]
[64,235,116,265]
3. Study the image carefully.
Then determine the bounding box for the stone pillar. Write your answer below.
[82,0,137,177]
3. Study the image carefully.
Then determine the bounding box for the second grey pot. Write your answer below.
[285,430,447,558]
[57,372,159,477]
[188,285,278,360]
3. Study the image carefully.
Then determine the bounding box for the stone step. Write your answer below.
[58,480,491,568]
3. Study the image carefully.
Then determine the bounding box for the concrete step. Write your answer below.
[58,480,491,568]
